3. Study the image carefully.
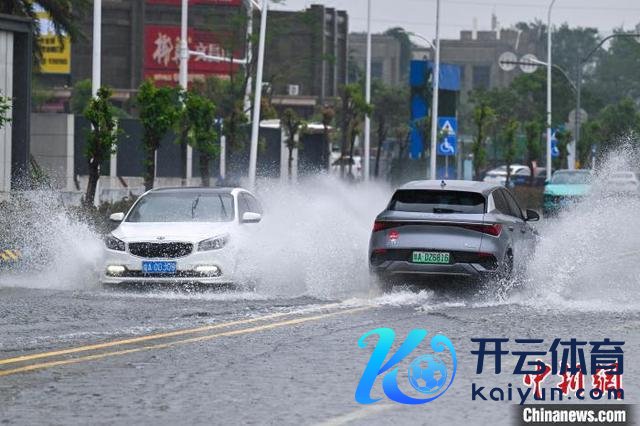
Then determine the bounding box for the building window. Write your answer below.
[372,61,383,80]
[472,65,491,90]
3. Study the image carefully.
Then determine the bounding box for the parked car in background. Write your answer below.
[369,180,539,290]
[543,169,592,216]
[604,171,640,195]
[512,167,547,187]
[483,165,530,187]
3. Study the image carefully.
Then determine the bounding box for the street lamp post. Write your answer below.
[247,0,268,189]
[545,0,556,182]
[91,0,101,97]
[363,0,372,182]
[429,0,441,180]
[179,0,191,184]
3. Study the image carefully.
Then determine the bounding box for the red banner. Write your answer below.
[146,0,241,6]
[144,25,241,85]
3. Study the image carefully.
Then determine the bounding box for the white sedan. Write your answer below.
[100,187,262,287]
[483,165,530,186]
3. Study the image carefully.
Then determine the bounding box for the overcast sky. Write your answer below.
[271,0,640,45]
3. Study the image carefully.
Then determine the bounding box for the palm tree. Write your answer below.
[1,1,89,64]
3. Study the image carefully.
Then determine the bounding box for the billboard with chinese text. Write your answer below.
[36,8,71,74]
[146,0,242,6]
[144,25,241,85]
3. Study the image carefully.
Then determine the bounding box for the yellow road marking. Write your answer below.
[0,302,346,366]
[5,250,18,260]
[0,306,371,377]
[0,252,9,261]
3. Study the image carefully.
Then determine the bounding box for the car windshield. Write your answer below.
[551,171,591,185]
[126,192,235,223]
[388,190,485,214]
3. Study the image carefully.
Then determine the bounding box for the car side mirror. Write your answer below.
[241,212,262,224]
[525,209,540,222]
[109,212,125,222]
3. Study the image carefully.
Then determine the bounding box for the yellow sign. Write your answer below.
[36,11,71,74]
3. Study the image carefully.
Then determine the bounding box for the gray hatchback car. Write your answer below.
[369,180,539,287]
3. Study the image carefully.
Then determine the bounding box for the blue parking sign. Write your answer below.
[437,117,457,156]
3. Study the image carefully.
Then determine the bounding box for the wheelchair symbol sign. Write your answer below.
[437,117,457,156]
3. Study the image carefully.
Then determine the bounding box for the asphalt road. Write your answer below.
[0,283,637,426]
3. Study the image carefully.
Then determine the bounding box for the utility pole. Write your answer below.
[429,0,441,180]
[546,0,556,182]
[363,0,372,182]
[91,0,101,97]
[179,0,192,185]
[248,0,268,189]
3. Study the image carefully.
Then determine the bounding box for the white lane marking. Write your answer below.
[315,404,396,426]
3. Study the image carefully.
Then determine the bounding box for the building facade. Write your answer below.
[348,33,402,87]
[264,5,348,118]
[439,27,546,99]
[37,0,251,111]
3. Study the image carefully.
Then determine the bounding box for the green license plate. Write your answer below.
[412,251,450,264]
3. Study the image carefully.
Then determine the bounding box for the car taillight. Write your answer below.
[460,223,502,236]
[373,221,399,232]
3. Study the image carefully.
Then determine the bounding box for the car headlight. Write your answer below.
[105,235,125,251]
[198,235,228,251]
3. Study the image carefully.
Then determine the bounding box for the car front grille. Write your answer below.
[128,242,193,259]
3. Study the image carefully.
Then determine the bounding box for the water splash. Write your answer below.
[0,190,103,289]
[517,142,640,311]
[238,175,391,299]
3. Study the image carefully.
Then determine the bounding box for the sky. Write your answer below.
[270,0,640,46]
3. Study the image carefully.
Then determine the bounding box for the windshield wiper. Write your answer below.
[218,194,228,219]
[191,194,201,219]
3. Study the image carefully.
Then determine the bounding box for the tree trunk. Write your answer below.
[348,131,356,178]
[288,147,294,181]
[144,143,156,191]
[323,126,330,171]
[528,159,536,186]
[505,162,512,187]
[340,98,349,178]
[374,120,386,178]
[199,153,211,187]
[85,158,100,207]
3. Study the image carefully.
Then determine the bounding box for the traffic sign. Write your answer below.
[551,129,560,158]
[520,54,539,74]
[437,117,457,156]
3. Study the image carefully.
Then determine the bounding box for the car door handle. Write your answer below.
[508,226,515,232]
[520,229,527,234]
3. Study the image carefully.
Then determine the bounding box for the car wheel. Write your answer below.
[498,250,514,280]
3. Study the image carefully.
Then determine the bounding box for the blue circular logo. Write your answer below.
[407,354,448,395]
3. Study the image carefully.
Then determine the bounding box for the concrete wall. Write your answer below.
[30,113,75,190]
[0,30,13,197]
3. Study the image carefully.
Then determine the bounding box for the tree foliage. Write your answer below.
[136,80,181,191]
[83,87,119,207]
[180,91,218,187]
[337,83,372,178]
[0,92,11,130]
[470,101,496,180]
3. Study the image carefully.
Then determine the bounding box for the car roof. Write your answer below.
[147,187,245,195]
[398,179,500,195]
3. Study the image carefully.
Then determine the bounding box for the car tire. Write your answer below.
[498,250,514,280]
